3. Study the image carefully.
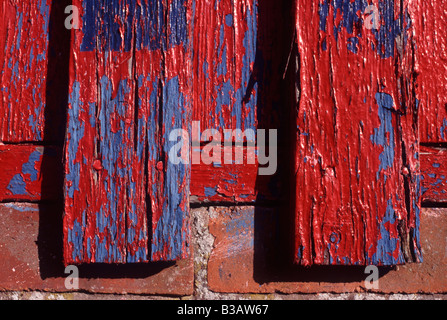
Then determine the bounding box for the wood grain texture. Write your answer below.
[192,0,258,135]
[3,0,444,269]
[414,0,447,142]
[0,0,50,142]
[0,0,70,143]
[64,0,192,264]
[190,146,279,203]
[189,0,286,203]
[294,0,421,266]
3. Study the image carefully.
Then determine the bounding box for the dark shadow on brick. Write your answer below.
[38,0,70,280]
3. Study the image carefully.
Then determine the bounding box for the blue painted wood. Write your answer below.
[64,0,192,264]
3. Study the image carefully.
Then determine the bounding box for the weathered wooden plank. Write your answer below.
[64,0,192,264]
[192,0,258,135]
[191,149,258,203]
[189,0,289,203]
[413,0,447,142]
[0,0,50,141]
[294,0,421,265]
[0,0,70,143]
[0,0,286,206]
[190,146,279,203]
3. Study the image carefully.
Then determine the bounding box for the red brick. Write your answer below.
[208,207,447,293]
[0,203,193,295]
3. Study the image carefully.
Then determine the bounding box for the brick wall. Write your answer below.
[1,203,446,299]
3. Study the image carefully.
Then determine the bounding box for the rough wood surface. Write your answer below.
[0,0,51,142]
[294,0,421,265]
[0,0,68,143]
[189,0,287,204]
[414,0,447,143]
[63,0,192,264]
[192,0,258,135]
[190,145,280,203]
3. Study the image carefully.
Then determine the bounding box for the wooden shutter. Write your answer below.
[294,0,422,265]
[3,0,438,268]
[63,0,192,264]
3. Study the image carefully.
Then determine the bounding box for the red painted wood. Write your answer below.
[63,0,192,264]
[0,145,277,204]
[294,0,421,265]
[0,145,61,201]
[192,0,258,136]
[4,144,447,207]
[420,146,447,203]
[191,154,258,203]
[414,0,447,142]
[0,0,50,142]
[0,0,69,143]
[2,0,445,270]
[190,146,279,203]
[189,0,289,204]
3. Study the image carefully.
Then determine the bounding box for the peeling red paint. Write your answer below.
[190,146,279,203]
[63,0,192,264]
[0,0,67,143]
[192,0,258,135]
[414,0,447,142]
[294,0,421,266]
[0,0,50,142]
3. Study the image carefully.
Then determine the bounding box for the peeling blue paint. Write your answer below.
[440,119,447,140]
[22,150,42,181]
[66,0,192,263]
[66,81,84,199]
[225,14,233,27]
[6,149,43,195]
[369,199,404,265]
[152,75,190,260]
[7,174,27,195]
[319,0,409,58]
[371,92,395,180]
[81,0,187,52]
[68,218,84,262]
[204,187,218,197]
